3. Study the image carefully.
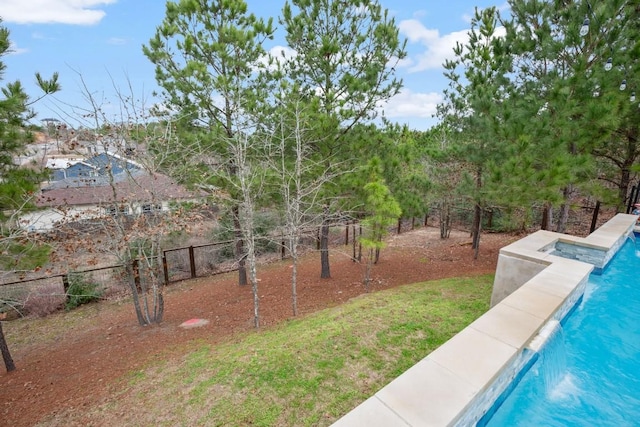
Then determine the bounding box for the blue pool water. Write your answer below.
[486,237,640,426]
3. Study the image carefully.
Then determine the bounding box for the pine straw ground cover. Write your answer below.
[42,275,493,426]
[1,228,514,426]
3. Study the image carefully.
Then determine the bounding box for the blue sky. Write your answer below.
[1,0,506,131]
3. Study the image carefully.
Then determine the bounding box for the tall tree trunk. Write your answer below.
[155,292,164,323]
[153,246,165,323]
[556,185,572,233]
[320,207,331,279]
[363,248,373,292]
[440,200,451,239]
[290,237,298,316]
[619,127,639,209]
[126,263,147,326]
[249,252,259,329]
[0,321,16,372]
[619,167,631,208]
[472,204,482,259]
[471,205,481,249]
[541,203,552,230]
[471,167,483,249]
[556,203,569,233]
[233,205,247,286]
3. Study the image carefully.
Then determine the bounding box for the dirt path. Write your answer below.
[0,228,516,426]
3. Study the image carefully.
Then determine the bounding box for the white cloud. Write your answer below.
[0,0,116,25]
[400,18,507,73]
[267,45,297,64]
[255,45,297,71]
[392,56,414,69]
[378,89,443,119]
[399,19,469,72]
[8,41,28,55]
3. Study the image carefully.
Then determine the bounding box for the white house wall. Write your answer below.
[19,206,104,232]
[18,201,182,232]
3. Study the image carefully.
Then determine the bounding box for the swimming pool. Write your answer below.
[332,215,638,427]
[484,236,640,426]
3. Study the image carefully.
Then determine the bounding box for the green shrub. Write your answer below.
[65,273,102,310]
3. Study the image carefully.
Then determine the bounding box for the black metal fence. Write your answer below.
[0,202,617,317]
[162,240,236,283]
[0,264,130,318]
[627,181,640,214]
[0,238,253,316]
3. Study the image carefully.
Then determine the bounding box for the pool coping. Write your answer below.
[331,214,637,427]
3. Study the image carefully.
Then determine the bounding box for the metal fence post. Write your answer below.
[627,184,639,214]
[162,255,169,284]
[345,222,350,245]
[590,201,601,234]
[626,186,635,213]
[189,246,196,278]
[62,274,70,303]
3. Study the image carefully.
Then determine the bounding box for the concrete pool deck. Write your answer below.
[332,214,637,427]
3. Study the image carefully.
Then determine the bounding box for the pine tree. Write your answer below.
[143,0,275,290]
[0,20,59,372]
[497,0,638,226]
[282,0,406,278]
[438,7,510,258]
[587,1,640,208]
[359,159,401,291]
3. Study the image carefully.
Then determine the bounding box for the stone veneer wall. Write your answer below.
[491,214,636,307]
[457,277,588,426]
[553,241,606,267]
[553,228,629,273]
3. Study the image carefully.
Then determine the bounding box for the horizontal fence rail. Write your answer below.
[0,203,614,317]
[162,240,236,283]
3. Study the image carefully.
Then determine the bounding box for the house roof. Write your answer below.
[36,172,200,207]
[45,167,142,190]
[47,151,144,183]
[45,157,83,170]
[81,151,144,171]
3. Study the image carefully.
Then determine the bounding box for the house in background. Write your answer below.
[19,152,203,231]
[49,152,142,182]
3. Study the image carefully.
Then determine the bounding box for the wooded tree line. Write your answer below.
[438,0,639,255]
[1,0,639,371]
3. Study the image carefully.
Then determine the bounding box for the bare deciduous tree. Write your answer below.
[269,93,341,315]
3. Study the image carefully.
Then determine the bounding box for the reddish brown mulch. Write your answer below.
[0,228,516,427]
